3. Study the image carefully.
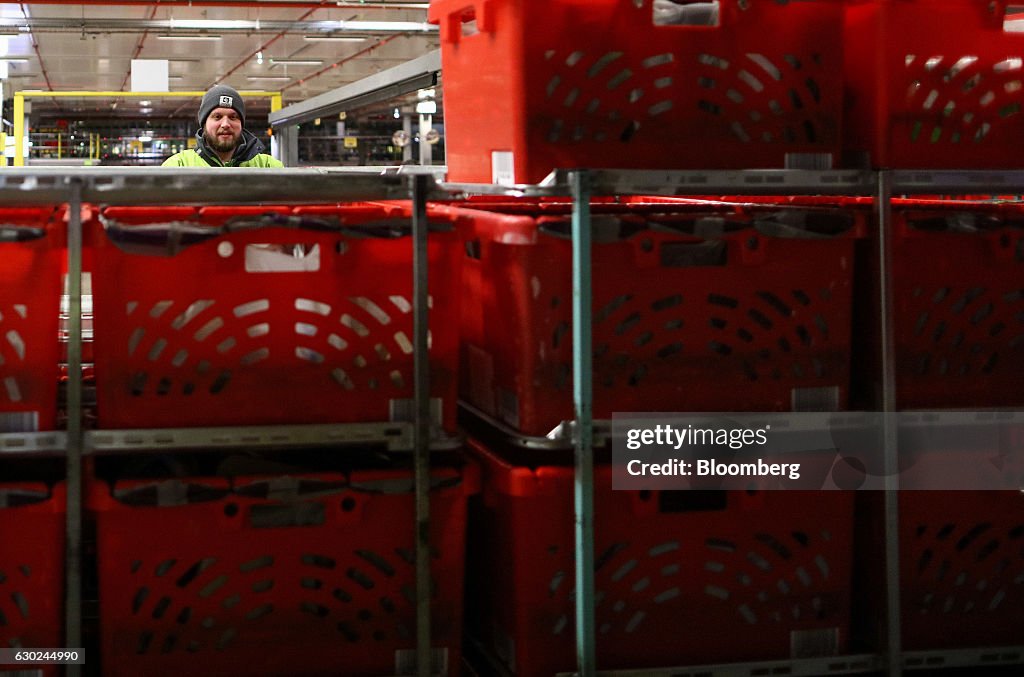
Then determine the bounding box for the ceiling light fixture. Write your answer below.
[337,21,433,32]
[0,57,29,63]
[246,76,292,81]
[335,1,430,7]
[161,19,251,30]
[303,35,368,43]
[269,59,324,67]
[156,34,222,41]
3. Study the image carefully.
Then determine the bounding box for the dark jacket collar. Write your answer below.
[194,128,267,166]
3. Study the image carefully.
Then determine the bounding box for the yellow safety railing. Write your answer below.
[9,90,283,167]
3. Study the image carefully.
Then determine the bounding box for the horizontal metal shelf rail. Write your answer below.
[554,653,884,677]
[84,423,463,455]
[0,432,68,456]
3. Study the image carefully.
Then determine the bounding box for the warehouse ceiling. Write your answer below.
[0,1,438,121]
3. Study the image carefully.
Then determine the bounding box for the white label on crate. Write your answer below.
[791,386,840,412]
[0,411,39,433]
[491,151,515,186]
[791,627,839,658]
[394,647,448,676]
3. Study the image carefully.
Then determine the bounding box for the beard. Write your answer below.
[207,129,241,154]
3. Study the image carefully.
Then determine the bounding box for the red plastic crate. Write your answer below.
[430,0,844,184]
[891,199,1024,408]
[677,195,1024,409]
[90,463,478,677]
[0,207,65,432]
[0,482,65,677]
[899,490,1024,650]
[90,203,461,430]
[844,0,1024,168]
[466,439,853,674]
[447,201,863,436]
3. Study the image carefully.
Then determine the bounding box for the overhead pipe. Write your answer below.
[168,4,321,118]
[0,18,436,33]
[18,3,59,111]
[17,1,426,9]
[119,2,162,91]
[283,32,403,91]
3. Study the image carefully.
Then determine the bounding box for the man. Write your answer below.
[163,85,283,167]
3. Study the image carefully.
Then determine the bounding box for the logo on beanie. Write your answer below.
[219,95,233,107]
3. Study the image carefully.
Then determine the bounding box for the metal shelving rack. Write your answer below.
[0,166,447,677]
[441,168,1024,677]
[2,166,1023,676]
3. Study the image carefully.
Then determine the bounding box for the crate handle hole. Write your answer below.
[653,1,720,27]
[460,11,478,38]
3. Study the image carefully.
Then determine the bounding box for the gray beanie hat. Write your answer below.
[198,85,245,128]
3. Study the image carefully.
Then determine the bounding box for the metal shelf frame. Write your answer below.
[440,168,1024,677]
[0,167,443,677]
[3,167,1023,676]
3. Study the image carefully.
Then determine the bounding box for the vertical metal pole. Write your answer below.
[276,125,298,167]
[14,93,25,167]
[269,95,284,164]
[411,174,432,677]
[65,178,84,676]
[418,114,433,167]
[403,113,414,163]
[877,170,902,677]
[570,170,596,677]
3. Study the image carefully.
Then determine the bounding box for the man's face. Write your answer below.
[204,107,242,153]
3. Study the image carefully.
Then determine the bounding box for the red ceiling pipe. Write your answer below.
[283,32,403,91]
[19,3,57,98]
[119,2,162,91]
[168,4,323,118]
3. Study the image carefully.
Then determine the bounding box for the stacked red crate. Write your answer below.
[466,439,854,675]
[0,482,65,677]
[441,199,864,436]
[431,0,845,183]
[89,202,461,430]
[0,207,66,432]
[90,463,478,676]
[844,0,1024,168]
